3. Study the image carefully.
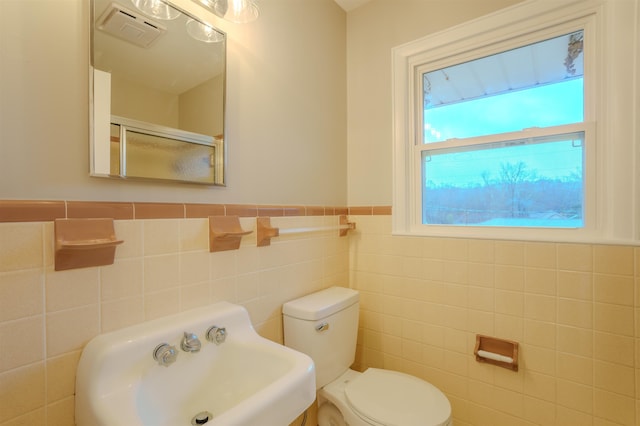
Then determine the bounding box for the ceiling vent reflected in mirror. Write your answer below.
[97,2,166,48]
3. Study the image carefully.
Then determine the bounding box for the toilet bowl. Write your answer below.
[319,368,452,426]
[283,287,452,426]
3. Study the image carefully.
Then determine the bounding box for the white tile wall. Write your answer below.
[2,214,640,425]
[351,215,640,426]
[0,216,348,425]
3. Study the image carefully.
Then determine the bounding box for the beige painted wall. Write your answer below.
[345,0,524,206]
[111,75,180,128]
[179,75,224,137]
[0,0,347,206]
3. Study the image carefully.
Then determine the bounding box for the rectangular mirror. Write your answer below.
[90,0,226,185]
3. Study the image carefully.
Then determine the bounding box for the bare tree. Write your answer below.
[499,161,530,217]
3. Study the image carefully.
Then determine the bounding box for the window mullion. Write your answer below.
[420,122,588,153]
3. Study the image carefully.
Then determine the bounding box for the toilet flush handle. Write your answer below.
[315,322,330,332]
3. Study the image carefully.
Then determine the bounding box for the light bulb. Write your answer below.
[226,0,259,23]
[193,0,259,23]
[131,0,181,20]
[186,19,225,43]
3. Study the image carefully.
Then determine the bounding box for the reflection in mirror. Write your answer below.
[90,0,226,185]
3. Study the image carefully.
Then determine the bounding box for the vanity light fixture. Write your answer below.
[194,0,260,24]
[186,18,224,42]
[129,0,224,44]
[131,0,181,20]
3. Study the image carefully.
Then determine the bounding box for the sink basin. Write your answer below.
[76,302,316,426]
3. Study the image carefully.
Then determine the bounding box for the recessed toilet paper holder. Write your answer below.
[474,334,519,371]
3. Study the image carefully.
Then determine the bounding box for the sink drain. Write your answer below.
[191,411,213,425]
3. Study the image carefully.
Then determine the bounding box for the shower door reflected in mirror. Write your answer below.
[90,0,226,185]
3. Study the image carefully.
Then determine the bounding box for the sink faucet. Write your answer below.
[153,343,178,367]
[181,332,202,353]
[206,325,227,345]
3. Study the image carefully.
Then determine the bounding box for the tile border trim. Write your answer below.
[0,200,391,223]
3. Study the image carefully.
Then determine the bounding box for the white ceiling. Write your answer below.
[334,0,371,12]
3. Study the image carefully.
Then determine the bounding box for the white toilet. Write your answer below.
[283,286,452,426]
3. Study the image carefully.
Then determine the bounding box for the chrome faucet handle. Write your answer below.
[181,332,202,353]
[206,325,227,345]
[153,343,178,367]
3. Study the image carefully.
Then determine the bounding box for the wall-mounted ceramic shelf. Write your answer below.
[474,334,519,371]
[339,215,356,236]
[256,217,279,247]
[54,218,123,271]
[209,216,252,252]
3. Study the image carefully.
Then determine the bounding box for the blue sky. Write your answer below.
[424,78,583,142]
[423,78,584,187]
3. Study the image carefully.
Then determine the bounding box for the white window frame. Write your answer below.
[392,0,639,244]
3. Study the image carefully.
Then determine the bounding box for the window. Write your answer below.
[392,0,639,243]
[422,131,585,227]
[421,31,586,228]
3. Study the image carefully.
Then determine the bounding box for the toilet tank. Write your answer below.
[283,287,359,389]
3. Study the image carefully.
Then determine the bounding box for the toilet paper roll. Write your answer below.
[477,349,513,364]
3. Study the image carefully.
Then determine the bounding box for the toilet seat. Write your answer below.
[344,368,451,426]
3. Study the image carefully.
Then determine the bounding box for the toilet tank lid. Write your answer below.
[283,287,359,320]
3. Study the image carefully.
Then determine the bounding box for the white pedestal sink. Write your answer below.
[76,302,316,426]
